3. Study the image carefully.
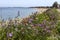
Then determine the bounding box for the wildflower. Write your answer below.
[1,23,5,27]
[51,25,55,28]
[33,24,37,26]
[44,28,47,31]
[21,27,25,32]
[29,18,33,23]
[43,20,46,24]
[22,32,24,34]
[15,28,18,31]
[7,33,13,37]
[49,22,52,24]
[46,26,49,29]
[28,20,32,23]
[50,15,55,20]
[29,18,33,21]
[30,24,34,27]
[27,27,31,29]
[25,23,28,25]
[38,24,42,26]
[21,27,24,30]
[38,24,44,27]
[47,30,51,33]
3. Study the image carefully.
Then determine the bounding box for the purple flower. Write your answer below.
[47,30,51,33]
[44,28,51,33]
[38,24,44,27]
[8,33,13,37]
[28,18,33,23]
[43,20,46,24]
[49,22,52,24]
[38,24,42,26]
[46,26,49,29]
[33,24,38,26]
[29,18,33,21]
[50,15,55,19]
[28,20,32,23]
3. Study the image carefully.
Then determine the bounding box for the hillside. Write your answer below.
[0,8,60,40]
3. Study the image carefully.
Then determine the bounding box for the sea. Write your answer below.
[0,7,37,20]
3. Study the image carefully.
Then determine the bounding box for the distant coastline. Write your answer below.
[29,6,52,8]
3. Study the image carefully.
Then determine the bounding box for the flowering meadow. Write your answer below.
[0,8,60,40]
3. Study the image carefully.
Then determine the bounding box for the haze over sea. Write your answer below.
[0,7,37,20]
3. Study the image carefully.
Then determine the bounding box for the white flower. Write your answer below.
[28,27,31,29]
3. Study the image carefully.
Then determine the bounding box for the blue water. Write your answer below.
[0,7,37,20]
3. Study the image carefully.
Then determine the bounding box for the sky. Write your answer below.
[0,0,60,7]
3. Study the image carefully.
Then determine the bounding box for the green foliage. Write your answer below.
[52,1,58,8]
[0,8,60,40]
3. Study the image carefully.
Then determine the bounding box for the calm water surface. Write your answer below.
[0,7,37,20]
